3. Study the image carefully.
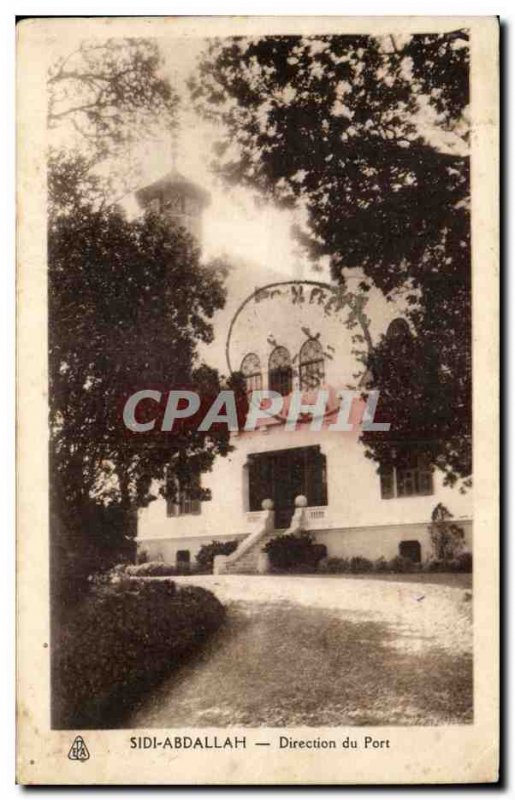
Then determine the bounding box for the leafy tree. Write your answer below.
[49,205,230,601]
[46,39,232,604]
[191,32,471,484]
[48,38,178,212]
[428,503,465,561]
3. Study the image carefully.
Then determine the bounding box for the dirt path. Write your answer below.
[126,576,472,727]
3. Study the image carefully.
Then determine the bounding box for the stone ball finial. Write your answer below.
[262,498,274,510]
[294,495,308,508]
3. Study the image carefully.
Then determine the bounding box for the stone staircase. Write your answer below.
[223,528,285,574]
[214,497,310,575]
[214,503,278,575]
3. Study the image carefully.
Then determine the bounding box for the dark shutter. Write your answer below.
[248,455,272,511]
[166,497,177,517]
[248,456,260,512]
[380,466,395,499]
[305,447,328,507]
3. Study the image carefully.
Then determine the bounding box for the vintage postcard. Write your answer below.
[17,15,499,785]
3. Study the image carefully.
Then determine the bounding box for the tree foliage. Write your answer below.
[428,503,465,561]
[49,205,230,600]
[47,39,233,602]
[48,38,178,211]
[50,206,229,511]
[191,32,471,483]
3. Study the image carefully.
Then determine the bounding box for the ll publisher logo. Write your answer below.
[68,736,90,762]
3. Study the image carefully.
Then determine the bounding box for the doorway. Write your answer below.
[399,540,422,563]
[248,446,327,529]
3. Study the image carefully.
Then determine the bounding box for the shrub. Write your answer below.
[440,552,473,573]
[349,556,373,573]
[52,580,225,729]
[196,539,239,572]
[311,543,328,567]
[373,556,389,573]
[125,561,193,577]
[387,555,419,573]
[428,503,465,561]
[421,556,472,573]
[126,561,174,577]
[316,552,470,575]
[421,558,440,572]
[275,562,317,575]
[454,551,473,573]
[264,533,327,571]
[50,500,137,609]
[318,557,350,574]
[318,555,423,574]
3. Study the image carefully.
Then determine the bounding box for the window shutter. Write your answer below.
[166,497,178,517]
[380,467,395,499]
[191,498,202,515]
[248,456,263,512]
[305,447,328,507]
[418,468,434,495]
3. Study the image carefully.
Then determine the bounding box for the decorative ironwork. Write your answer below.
[299,338,325,390]
[225,280,373,378]
[241,352,263,393]
[268,346,293,396]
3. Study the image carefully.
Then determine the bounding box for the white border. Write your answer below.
[4,3,508,797]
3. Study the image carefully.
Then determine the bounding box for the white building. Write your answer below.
[135,170,472,572]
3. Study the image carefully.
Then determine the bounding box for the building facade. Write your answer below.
[135,171,473,572]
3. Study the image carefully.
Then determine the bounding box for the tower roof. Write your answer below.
[135,169,211,209]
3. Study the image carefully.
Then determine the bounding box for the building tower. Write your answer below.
[135,169,210,243]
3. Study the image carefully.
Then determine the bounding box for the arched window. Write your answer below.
[299,339,325,390]
[240,353,262,394]
[386,318,411,339]
[268,346,293,396]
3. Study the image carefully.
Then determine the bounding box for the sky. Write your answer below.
[122,33,468,278]
[50,31,468,282]
[123,36,308,279]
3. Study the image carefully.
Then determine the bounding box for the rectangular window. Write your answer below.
[379,468,395,499]
[166,472,202,517]
[380,455,433,499]
[178,490,201,516]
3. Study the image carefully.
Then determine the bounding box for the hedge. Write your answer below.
[264,532,327,572]
[318,552,472,575]
[52,579,225,729]
[125,561,191,577]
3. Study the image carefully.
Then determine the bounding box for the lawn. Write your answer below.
[128,596,472,728]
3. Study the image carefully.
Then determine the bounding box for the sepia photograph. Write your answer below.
[16,14,499,785]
